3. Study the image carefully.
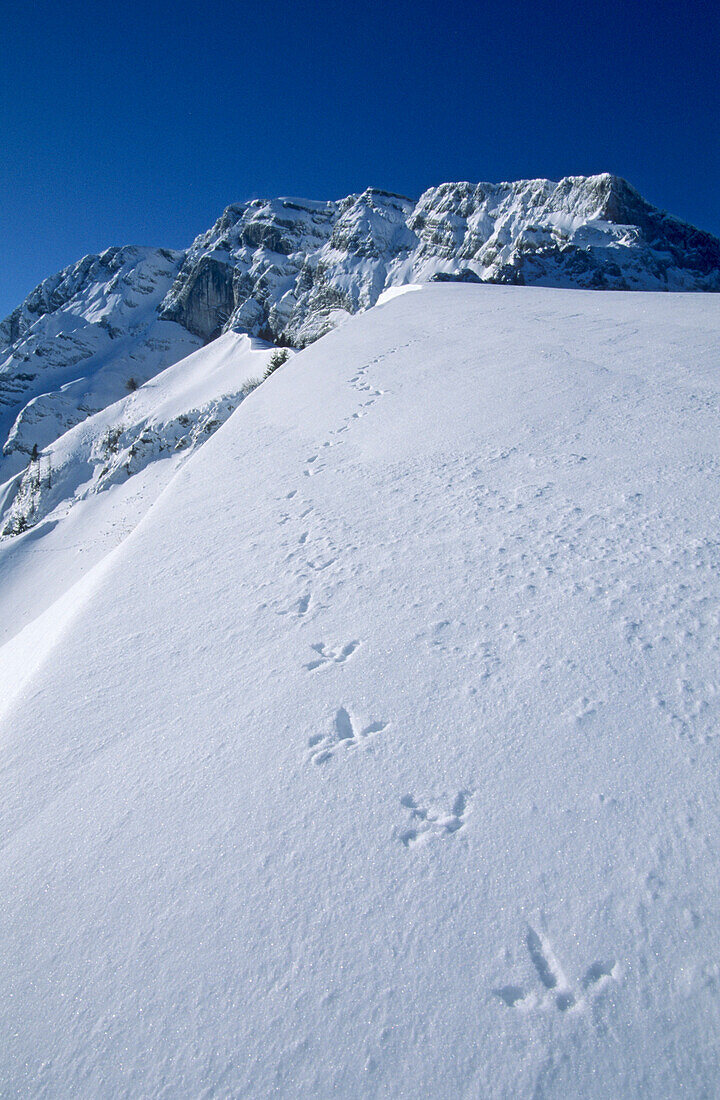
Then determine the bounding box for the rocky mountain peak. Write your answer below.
[0,174,718,507]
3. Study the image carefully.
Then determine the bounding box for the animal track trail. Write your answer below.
[341,359,387,421]
[398,790,473,847]
[307,707,388,765]
[494,926,620,1012]
[304,355,392,479]
[304,640,362,671]
[349,364,370,385]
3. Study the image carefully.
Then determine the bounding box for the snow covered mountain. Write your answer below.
[1,173,719,543]
[0,246,202,477]
[2,283,719,1096]
[160,174,720,348]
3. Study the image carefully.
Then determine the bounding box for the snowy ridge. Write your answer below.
[1,284,719,1096]
[0,174,718,520]
[0,332,282,537]
[0,245,201,481]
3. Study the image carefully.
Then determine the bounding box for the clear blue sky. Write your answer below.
[1,0,718,318]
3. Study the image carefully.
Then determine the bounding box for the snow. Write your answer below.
[160,175,720,351]
[2,284,720,1096]
[3,176,719,491]
[0,331,280,639]
[0,245,201,483]
[375,284,423,306]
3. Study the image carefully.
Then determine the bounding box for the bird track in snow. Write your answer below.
[494,926,620,1012]
[398,790,473,847]
[307,707,388,765]
[304,640,362,671]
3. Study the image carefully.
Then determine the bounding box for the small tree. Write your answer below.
[241,377,261,396]
[263,349,290,379]
[125,377,139,392]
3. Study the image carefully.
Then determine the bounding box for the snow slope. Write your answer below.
[2,285,720,1097]
[0,331,281,642]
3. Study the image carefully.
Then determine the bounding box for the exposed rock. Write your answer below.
[159,175,720,348]
[0,247,201,482]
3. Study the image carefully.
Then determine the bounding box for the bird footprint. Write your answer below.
[494,926,619,1012]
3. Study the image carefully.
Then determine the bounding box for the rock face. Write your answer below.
[0,173,718,515]
[0,246,200,481]
[159,175,720,347]
[158,191,417,346]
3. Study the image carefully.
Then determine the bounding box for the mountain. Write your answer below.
[1,283,719,1096]
[159,174,720,347]
[0,174,719,542]
[0,246,202,478]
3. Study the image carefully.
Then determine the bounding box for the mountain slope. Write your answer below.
[1,284,719,1097]
[0,246,201,476]
[1,174,718,519]
[0,331,281,642]
[0,331,281,538]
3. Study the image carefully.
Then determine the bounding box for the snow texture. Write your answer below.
[1,284,719,1097]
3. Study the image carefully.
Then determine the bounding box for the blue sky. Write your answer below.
[1,0,718,318]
